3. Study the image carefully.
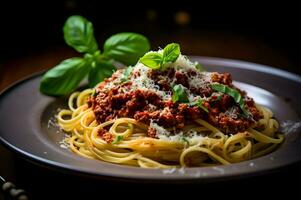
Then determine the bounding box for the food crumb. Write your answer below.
[162,167,177,174]
[178,167,186,174]
[212,166,225,174]
[59,136,70,149]
[60,144,68,149]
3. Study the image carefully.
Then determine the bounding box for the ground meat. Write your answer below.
[211,115,251,134]
[209,94,233,112]
[89,87,206,137]
[245,97,262,121]
[190,86,213,97]
[206,94,263,134]
[174,72,189,87]
[148,127,158,138]
[98,128,113,143]
[211,72,233,86]
[88,68,263,138]
[90,88,161,123]
[149,69,174,91]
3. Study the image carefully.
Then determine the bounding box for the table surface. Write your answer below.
[1,38,301,199]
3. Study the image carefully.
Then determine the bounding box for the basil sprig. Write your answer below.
[172,84,189,103]
[210,83,249,116]
[139,43,180,70]
[40,15,150,96]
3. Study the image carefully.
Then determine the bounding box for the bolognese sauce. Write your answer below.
[88,57,262,140]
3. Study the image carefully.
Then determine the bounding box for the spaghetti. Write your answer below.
[56,51,284,168]
[57,84,283,168]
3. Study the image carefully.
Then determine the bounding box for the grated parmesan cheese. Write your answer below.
[100,52,218,137]
[150,120,205,141]
[173,55,196,70]
[224,106,239,119]
[149,120,170,137]
[102,54,214,102]
[188,72,212,89]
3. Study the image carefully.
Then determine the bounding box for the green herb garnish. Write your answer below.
[120,66,133,83]
[210,83,249,116]
[112,135,124,144]
[181,137,190,146]
[103,32,150,66]
[63,15,98,54]
[162,43,180,64]
[189,99,209,113]
[40,58,90,96]
[195,62,205,71]
[139,52,163,69]
[40,15,150,96]
[139,43,180,70]
[88,59,117,87]
[172,84,189,103]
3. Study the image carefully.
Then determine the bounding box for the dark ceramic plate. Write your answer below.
[1,56,301,183]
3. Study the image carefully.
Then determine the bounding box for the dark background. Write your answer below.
[1,1,301,199]
[0,1,301,90]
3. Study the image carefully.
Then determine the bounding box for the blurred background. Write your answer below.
[0,1,300,90]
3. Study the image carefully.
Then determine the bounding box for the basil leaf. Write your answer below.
[189,99,209,113]
[112,135,124,144]
[139,52,163,69]
[140,43,180,71]
[103,32,150,65]
[120,66,133,83]
[195,63,205,71]
[40,58,88,96]
[210,83,249,116]
[172,84,189,103]
[63,15,98,54]
[88,60,116,87]
[163,43,180,63]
